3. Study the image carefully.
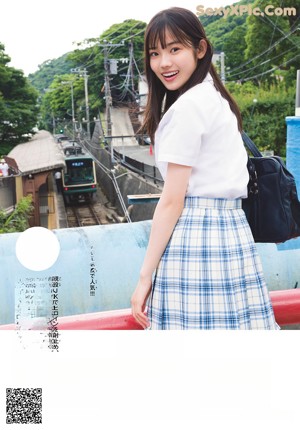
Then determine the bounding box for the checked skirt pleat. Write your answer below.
[147,197,279,330]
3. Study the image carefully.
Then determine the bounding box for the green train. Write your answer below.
[62,151,97,204]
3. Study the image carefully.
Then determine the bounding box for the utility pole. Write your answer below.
[61,80,76,139]
[104,45,112,139]
[70,81,75,138]
[52,115,56,135]
[97,40,124,162]
[71,68,90,141]
[220,52,225,84]
[129,39,135,95]
[296,70,300,116]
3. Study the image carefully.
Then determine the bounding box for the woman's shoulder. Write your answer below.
[170,77,221,117]
[159,75,223,129]
[184,76,218,102]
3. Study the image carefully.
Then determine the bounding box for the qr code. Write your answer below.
[6,388,42,424]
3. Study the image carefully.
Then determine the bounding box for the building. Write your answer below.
[7,130,65,228]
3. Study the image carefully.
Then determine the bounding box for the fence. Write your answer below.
[1,289,300,330]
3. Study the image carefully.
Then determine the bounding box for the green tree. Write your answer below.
[31,6,298,144]
[223,24,247,72]
[28,53,75,94]
[39,74,84,133]
[200,1,254,80]
[38,19,146,134]
[0,43,39,154]
[0,195,33,234]
[227,81,295,156]
[68,19,146,112]
[243,0,300,85]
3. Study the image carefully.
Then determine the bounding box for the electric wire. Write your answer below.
[227,25,299,76]
[240,52,300,82]
[228,43,298,79]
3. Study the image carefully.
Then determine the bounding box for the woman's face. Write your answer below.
[149,30,206,91]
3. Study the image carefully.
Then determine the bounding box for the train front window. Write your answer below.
[65,160,94,184]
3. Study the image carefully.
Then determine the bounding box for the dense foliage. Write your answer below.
[201,0,250,71]
[28,54,75,94]
[197,0,300,155]
[39,73,86,134]
[202,0,300,85]
[2,0,299,156]
[0,195,33,233]
[69,19,146,104]
[0,43,39,154]
[37,19,146,134]
[227,81,295,156]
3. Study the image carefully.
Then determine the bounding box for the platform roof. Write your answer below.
[8,130,65,175]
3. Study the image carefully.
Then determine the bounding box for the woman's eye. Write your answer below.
[171,47,180,53]
[149,52,158,57]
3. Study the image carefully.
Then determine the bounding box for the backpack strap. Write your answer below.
[241,131,263,158]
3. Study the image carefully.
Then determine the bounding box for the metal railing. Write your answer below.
[113,148,164,185]
[1,289,300,330]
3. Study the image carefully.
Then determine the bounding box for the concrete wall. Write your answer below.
[0,177,16,212]
[87,115,162,221]
[0,221,152,325]
[90,144,162,222]
[0,221,299,327]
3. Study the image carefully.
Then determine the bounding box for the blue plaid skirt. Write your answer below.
[147,197,279,330]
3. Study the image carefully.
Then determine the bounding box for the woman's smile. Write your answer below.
[149,31,204,91]
[161,70,179,82]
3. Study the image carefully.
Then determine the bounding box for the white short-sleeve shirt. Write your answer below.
[154,74,249,198]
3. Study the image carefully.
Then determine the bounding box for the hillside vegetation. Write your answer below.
[1,0,299,156]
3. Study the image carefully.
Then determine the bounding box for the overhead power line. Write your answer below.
[110,21,144,42]
[228,44,298,79]
[240,52,300,82]
[227,26,299,75]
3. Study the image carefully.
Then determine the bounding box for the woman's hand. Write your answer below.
[131,164,192,330]
[131,275,152,329]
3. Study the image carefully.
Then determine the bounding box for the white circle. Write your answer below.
[16,227,60,271]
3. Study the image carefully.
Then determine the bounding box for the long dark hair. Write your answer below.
[142,7,242,143]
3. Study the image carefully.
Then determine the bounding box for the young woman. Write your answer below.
[131,7,279,330]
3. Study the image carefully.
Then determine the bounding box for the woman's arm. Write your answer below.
[131,162,192,328]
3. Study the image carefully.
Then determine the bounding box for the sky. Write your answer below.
[0,0,229,76]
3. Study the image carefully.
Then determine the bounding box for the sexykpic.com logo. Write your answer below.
[196,4,297,18]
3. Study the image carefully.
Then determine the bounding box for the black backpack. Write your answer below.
[241,131,300,243]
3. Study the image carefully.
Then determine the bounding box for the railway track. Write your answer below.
[66,202,120,228]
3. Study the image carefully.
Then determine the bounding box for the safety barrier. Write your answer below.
[269,289,300,326]
[0,289,300,330]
